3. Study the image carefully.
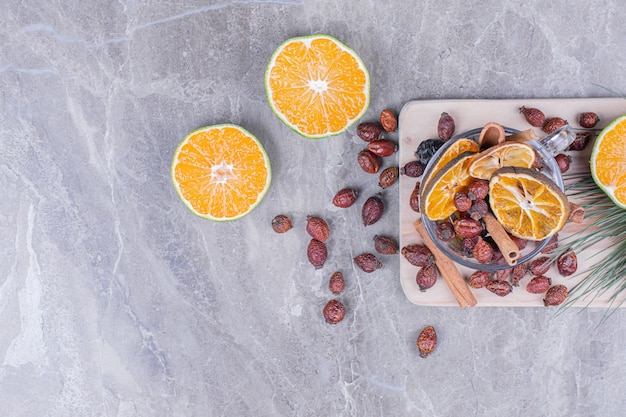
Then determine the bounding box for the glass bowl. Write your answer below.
[420,126,569,271]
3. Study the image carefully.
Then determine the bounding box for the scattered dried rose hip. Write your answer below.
[401,160,426,178]
[353,253,383,273]
[453,192,472,212]
[495,267,511,282]
[380,109,398,132]
[416,326,437,358]
[362,195,384,226]
[379,166,399,188]
[306,216,329,242]
[529,256,552,276]
[453,218,483,239]
[526,275,552,294]
[542,117,567,134]
[368,139,397,157]
[329,271,345,294]
[409,181,421,212]
[271,214,292,233]
[435,221,455,241]
[544,285,568,306]
[511,263,528,287]
[467,270,491,289]
[437,112,455,141]
[520,106,546,127]
[356,122,384,142]
[487,280,513,297]
[332,188,357,208]
[373,235,398,255]
[416,264,438,291]
[357,149,381,174]
[568,132,592,151]
[467,179,489,201]
[401,244,434,267]
[578,112,600,128]
[307,239,328,269]
[554,153,571,173]
[473,237,494,263]
[323,299,345,324]
[557,250,578,276]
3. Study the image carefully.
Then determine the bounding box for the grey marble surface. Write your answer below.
[2,1,626,416]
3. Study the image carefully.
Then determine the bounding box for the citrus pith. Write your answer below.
[171,124,271,221]
[469,142,536,180]
[590,114,626,210]
[265,34,370,138]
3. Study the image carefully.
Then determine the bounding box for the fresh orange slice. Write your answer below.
[590,114,626,209]
[468,142,536,180]
[420,152,477,220]
[171,124,271,221]
[489,167,569,240]
[265,34,370,138]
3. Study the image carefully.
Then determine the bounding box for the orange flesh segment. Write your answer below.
[592,119,626,205]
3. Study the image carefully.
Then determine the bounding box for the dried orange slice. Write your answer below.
[590,114,626,209]
[171,124,271,221]
[420,152,476,220]
[429,138,480,175]
[468,142,536,180]
[489,167,569,240]
[265,34,370,138]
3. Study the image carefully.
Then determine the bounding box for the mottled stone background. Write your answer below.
[1,1,625,416]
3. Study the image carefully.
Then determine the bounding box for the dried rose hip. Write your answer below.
[511,263,528,286]
[467,199,489,221]
[401,244,434,267]
[544,285,568,306]
[579,112,599,128]
[435,221,455,242]
[453,218,483,239]
[416,326,437,358]
[540,234,559,253]
[495,267,512,282]
[409,181,420,212]
[461,237,478,255]
[487,280,513,297]
[307,239,328,269]
[401,160,426,178]
[358,149,381,174]
[332,188,358,208]
[329,271,345,294]
[380,109,398,132]
[373,235,398,255]
[356,122,384,142]
[323,299,345,324]
[454,192,472,212]
[272,214,292,233]
[529,256,552,276]
[467,270,491,289]
[526,275,552,294]
[362,195,384,226]
[379,166,399,188]
[568,132,592,151]
[542,117,567,134]
[437,112,455,141]
[554,153,571,173]
[368,140,397,157]
[416,264,438,291]
[509,235,528,250]
[353,253,383,273]
[306,216,329,242]
[557,250,578,276]
[473,237,494,263]
[415,139,445,165]
[520,106,546,127]
[467,179,489,201]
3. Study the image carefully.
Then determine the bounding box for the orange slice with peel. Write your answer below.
[429,138,480,175]
[489,167,569,240]
[590,114,626,209]
[420,152,477,220]
[265,34,370,138]
[469,141,536,180]
[171,124,271,221]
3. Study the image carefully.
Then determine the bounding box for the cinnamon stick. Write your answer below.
[506,129,539,143]
[483,212,520,266]
[478,122,505,148]
[413,219,477,308]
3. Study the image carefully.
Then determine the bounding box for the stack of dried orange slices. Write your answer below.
[420,127,570,242]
